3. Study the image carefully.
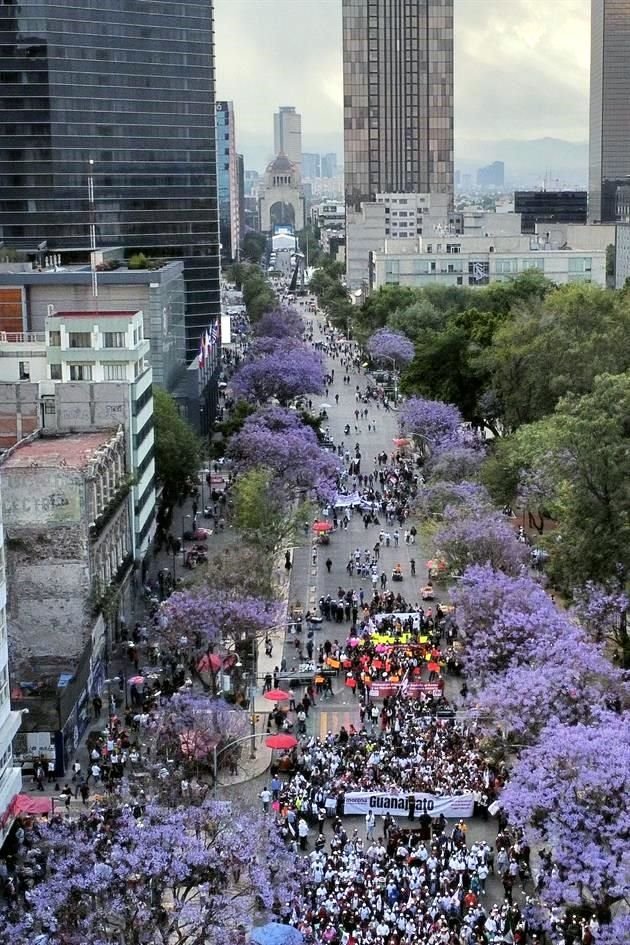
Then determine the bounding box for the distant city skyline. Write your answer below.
[215,0,590,173]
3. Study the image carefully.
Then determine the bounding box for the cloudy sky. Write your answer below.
[215,0,590,171]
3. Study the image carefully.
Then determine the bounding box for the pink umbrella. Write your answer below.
[129,675,145,686]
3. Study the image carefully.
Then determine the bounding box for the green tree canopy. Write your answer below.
[241,230,267,263]
[153,387,201,503]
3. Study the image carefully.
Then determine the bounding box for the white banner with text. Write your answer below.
[343,791,475,819]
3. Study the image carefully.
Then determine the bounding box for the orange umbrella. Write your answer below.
[312,521,333,533]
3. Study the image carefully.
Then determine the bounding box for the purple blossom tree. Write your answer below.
[367,327,415,365]
[227,406,340,500]
[572,580,629,666]
[231,342,324,405]
[426,445,485,482]
[155,691,250,775]
[399,396,463,449]
[435,507,529,578]
[501,714,630,915]
[0,800,302,945]
[414,480,492,520]
[450,565,557,678]
[157,589,282,657]
[473,631,628,743]
[253,307,304,339]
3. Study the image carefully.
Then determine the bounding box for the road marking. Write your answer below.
[318,707,361,739]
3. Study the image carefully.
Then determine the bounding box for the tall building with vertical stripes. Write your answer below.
[0,0,220,363]
[342,0,454,210]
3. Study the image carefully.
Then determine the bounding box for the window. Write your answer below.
[68,331,91,348]
[69,364,92,381]
[103,331,125,349]
[104,363,127,381]
[0,665,8,708]
[49,364,62,380]
[48,330,61,346]
[18,361,30,380]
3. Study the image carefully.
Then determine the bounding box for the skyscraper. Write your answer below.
[588,0,630,222]
[0,0,220,362]
[273,106,302,172]
[216,101,241,262]
[342,0,454,209]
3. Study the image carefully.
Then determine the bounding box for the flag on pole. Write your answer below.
[400,667,411,698]
[198,330,208,369]
[208,320,219,348]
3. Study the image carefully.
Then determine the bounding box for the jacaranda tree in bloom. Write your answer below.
[231,342,324,406]
[572,580,630,667]
[253,307,304,339]
[501,714,630,923]
[367,327,415,366]
[450,565,557,679]
[155,691,250,775]
[399,396,463,450]
[414,479,492,521]
[434,506,529,579]
[227,406,340,501]
[158,589,282,652]
[1,800,301,945]
[473,630,628,744]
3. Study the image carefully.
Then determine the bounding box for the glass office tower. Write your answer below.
[0,0,220,361]
[588,0,630,222]
[343,0,454,210]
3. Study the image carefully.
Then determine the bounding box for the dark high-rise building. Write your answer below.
[515,191,588,234]
[477,161,505,189]
[342,0,453,209]
[0,0,220,362]
[588,0,630,222]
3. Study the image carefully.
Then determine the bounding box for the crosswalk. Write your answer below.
[316,707,361,739]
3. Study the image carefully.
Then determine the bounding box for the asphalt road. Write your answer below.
[217,312,519,908]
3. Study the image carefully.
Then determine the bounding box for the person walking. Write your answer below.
[325,557,332,573]
[366,810,376,841]
[298,816,310,851]
[259,786,272,813]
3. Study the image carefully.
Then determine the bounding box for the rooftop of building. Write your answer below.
[50,310,140,319]
[3,431,116,470]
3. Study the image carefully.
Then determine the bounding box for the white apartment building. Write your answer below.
[45,310,154,559]
[0,309,155,560]
[0,482,23,848]
[370,234,606,291]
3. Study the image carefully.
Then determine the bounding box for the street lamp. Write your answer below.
[181,513,191,564]
[212,732,263,797]
[104,676,120,729]
[379,355,398,403]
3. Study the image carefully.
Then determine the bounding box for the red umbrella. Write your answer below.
[312,521,333,533]
[266,733,298,750]
[263,688,291,702]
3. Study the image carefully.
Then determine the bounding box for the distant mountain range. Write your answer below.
[456,137,588,187]
[240,134,589,189]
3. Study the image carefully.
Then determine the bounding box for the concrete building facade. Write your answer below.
[2,430,133,773]
[0,477,22,849]
[588,0,630,222]
[370,234,606,291]
[343,0,454,209]
[0,308,156,561]
[0,259,185,393]
[258,155,305,233]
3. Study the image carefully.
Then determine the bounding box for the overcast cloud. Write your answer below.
[214,0,590,170]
